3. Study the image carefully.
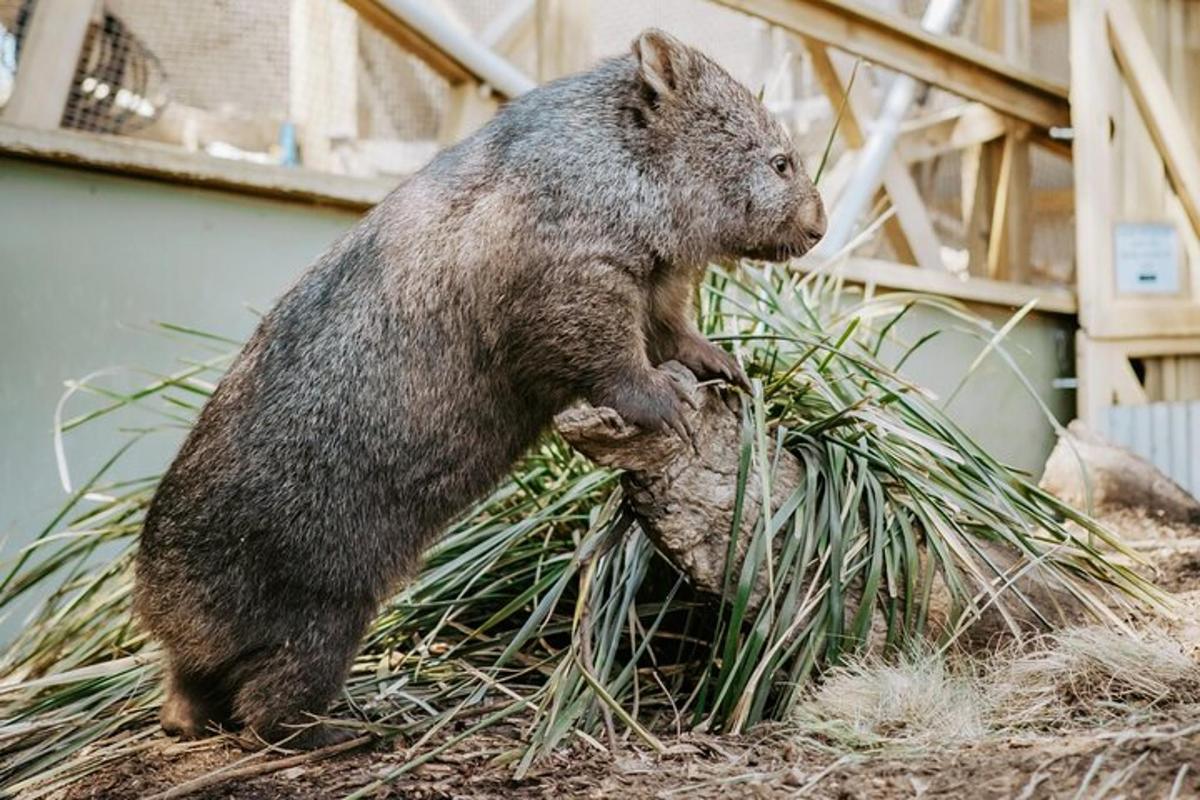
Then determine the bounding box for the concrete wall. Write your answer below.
[0,156,1074,564]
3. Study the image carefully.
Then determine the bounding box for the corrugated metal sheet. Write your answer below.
[1108,402,1200,501]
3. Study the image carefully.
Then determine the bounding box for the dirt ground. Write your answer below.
[60,718,1200,799]
[60,514,1200,800]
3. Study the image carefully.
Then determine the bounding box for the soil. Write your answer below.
[59,514,1200,800]
[58,721,1200,799]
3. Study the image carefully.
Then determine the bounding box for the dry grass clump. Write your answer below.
[791,651,986,749]
[792,626,1200,751]
[989,627,1200,730]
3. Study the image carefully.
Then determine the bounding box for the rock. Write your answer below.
[1040,421,1200,525]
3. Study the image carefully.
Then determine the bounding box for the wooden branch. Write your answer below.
[806,41,945,271]
[142,734,374,800]
[1,0,96,129]
[712,0,1070,132]
[1107,0,1200,240]
[557,364,1086,644]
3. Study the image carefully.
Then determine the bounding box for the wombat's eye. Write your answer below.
[771,155,792,177]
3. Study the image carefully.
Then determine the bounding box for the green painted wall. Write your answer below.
[882,302,1074,474]
[0,158,360,547]
[0,156,1075,578]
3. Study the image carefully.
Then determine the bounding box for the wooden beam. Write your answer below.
[962,141,1007,277]
[711,0,1070,132]
[986,127,1032,282]
[797,256,1077,314]
[1107,0,1200,239]
[979,0,1032,284]
[0,122,395,209]
[1031,0,1066,23]
[897,103,1008,163]
[2,0,96,129]
[537,0,592,81]
[806,41,945,271]
[1034,187,1074,214]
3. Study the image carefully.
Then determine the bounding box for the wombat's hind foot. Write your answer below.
[232,610,370,751]
[159,671,226,739]
[237,720,363,751]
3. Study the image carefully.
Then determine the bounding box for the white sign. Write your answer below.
[1114,222,1181,295]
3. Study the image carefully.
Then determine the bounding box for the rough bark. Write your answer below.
[554,362,791,608]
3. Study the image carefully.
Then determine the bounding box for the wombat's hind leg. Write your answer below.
[159,667,230,739]
[232,611,369,750]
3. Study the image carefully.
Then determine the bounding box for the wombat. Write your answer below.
[133,29,825,749]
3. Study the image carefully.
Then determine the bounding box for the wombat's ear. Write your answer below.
[632,29,690,101]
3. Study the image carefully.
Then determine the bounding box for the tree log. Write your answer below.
[555,363,1085,647]
[555,362,794,609]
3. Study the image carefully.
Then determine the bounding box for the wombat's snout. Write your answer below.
[802,194,827,246]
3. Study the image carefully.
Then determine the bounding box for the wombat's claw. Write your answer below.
[596,407,627,432]
[661,375,699,452]
[729,363,752,395]
[676,340,750,395]
[665,370,699,411]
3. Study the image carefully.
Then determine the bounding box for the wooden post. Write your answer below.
[2,0,97,130]
[1109,0,1200,240]
[438,83,499,145]
[536,0,592,82]
[289,0,359,172]
[431,0,501,145]
[986,123,1032,281]
[968,0,1032,282]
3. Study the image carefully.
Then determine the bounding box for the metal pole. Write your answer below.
[372,0,538,98]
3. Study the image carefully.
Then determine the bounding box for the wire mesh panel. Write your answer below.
[0,0,168,134]
[0,0,455,176]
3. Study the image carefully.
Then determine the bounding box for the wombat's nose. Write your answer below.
[804,196,827,243]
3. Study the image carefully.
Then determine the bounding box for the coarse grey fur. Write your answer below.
[133,29,825,749]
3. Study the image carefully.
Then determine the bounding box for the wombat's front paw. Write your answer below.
[674,338,751,393]
[604,368,697,445]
